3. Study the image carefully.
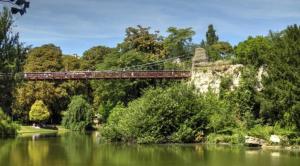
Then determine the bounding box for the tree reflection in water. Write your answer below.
[0,133,299,166]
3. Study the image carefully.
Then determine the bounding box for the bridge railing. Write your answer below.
[23,71,191,80]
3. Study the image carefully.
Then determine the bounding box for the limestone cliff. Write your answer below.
[191,48,243,93]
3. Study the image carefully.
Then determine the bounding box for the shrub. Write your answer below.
[0,108,19,137]
[102,84,235,143]
[62,95,93,131]
[29,100,50,123]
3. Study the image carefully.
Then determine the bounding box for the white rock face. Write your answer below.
[270,135,281,143]
[191,62,243,93]
[245,135,266,146]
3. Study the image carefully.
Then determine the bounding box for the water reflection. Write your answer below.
[0,133,299,166]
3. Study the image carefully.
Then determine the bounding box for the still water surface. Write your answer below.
[0,133,300,166]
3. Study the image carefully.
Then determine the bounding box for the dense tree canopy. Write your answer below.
[259,25,300,129]
[81,46,113,70]
[163,27,195,57]
[62,95,93,131]
[62,55,82,71]
[235,36,272,67]
[119,25,164,56]
[24,44,63,72]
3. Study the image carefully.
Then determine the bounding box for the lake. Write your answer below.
[0,132,299,166]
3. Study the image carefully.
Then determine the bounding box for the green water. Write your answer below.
[0,133,299,166]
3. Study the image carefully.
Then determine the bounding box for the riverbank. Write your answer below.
[18,126,69,136]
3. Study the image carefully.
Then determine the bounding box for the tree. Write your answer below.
[0,107,19,137]
[259,25,300,129]
[62,55,82,71]
[62,95,93,131]
[29,100,50,123]
[119,25,164,56]
[201,25,233,61]
[81,45,113,70]
[206,24,219,46]
[102,84,211,143]
[24,44,63,72]
[90,49,172,121]
[0,0,30,15]
[13,81,68,123]
[163,27,195,57]
[207,41,233,61]
[0,8,27,113]
[235,36,271,67]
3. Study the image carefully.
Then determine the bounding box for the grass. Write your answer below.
[18,125,69,136]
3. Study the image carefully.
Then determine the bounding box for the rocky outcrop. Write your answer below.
[191,48,243,93]
[245,136,266,146]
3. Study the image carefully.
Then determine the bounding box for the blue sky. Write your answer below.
[4,0,300,55]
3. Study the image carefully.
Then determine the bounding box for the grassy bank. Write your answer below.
[18,126,69,136]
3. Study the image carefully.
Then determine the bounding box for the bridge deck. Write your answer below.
[20,71,191,80]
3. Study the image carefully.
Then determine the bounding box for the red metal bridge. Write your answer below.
[18,71,191,80]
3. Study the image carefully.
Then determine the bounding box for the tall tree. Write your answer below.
[259,24,300,129]
[24,44,63,72]
[163,27,195,57]
[0,8,27,113]
[206,24,219,46]
[235,36,272,67]
[119,25,164,56]
[81,45,113,70]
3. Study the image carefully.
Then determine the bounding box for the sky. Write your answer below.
[3,0,300,55]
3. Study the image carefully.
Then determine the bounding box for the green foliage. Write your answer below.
[102,84,236,143]
[258,25,300,129]
[207,41,233,61]
[62,95,93,131]
[0,8,27,113]
[201,25,233,61]
[206,24,219,46]
[0,107,19,137]
[13,81,68,123]
[219,75,233,97]
[163,27,195,57]
[224,67,260,129]
[91,49,172,121]
[235,36,271,67]
[24,44,63,72]
[206,133,244,144]
[62,55,82,71]
[119,25,164,56]
[81,45,113,70]
[29,100,50,122]
[102,84,202,143]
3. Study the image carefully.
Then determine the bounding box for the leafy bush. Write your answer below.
[102,84,204,143]
[62,95,93,131]
[102,84,236,143]
[29,100,50,123]
[0,108,19,137]
[206,133,244,144]
[248,124,297,143]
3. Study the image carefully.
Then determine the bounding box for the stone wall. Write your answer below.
[191,48,243,93]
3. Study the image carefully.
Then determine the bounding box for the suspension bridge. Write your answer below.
[0,55,193,81]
